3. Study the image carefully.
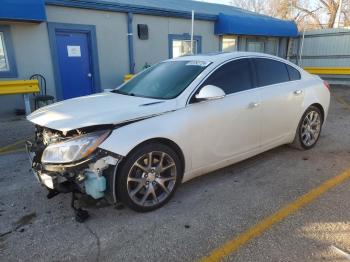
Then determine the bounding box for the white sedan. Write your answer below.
[27,52,330,214]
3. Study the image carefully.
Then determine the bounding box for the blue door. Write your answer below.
[56,31,93,99]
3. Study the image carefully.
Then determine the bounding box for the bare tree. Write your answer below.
[293,0,337,28]
[229,0,350,29]
[229,0,269,14]
[343,0,350,26]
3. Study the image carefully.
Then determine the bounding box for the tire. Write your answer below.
[290,106,323,150]
[116,142,182,212]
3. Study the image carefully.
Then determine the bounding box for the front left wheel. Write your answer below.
[116,142,182,212]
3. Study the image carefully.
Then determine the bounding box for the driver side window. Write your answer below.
[200,58,254,95]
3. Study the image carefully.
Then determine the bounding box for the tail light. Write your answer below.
[323,80,330,90]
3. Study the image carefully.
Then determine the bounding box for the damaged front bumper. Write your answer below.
[25,139,122,203]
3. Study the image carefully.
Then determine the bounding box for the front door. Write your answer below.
[188,58,261,171]
[56,31,93,99]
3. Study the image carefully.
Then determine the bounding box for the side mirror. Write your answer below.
[195,85,225,101]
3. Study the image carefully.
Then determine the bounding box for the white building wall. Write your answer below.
[133,14,219,72]
[0,22,54,116]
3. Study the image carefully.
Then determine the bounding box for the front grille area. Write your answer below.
[35,126,72,146]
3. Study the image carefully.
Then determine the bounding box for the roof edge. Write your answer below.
[45,0,217,21]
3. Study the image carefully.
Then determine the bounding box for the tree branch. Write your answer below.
[294,5,324,28]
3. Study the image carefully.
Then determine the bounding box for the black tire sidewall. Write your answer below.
[298,106,323,150]
[116,142,183,212]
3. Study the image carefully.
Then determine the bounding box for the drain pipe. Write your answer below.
[127,12,135,74]
[190,10,194,54]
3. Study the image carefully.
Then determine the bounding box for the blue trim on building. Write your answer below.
[127,13,135,74]
[215,13,298,37]
[168,34,202,59]
[45,0,217,21]
[0,0,46,23]
[0,25,18,78]
[47,22,101,100]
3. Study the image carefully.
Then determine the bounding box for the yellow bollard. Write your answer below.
[124,74,134,82]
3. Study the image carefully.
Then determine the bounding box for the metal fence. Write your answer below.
[288,28,350,85]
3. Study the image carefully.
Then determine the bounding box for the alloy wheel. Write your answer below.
[301,110,321,147]
[127,151,177,207]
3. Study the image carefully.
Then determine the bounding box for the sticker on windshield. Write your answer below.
[186,61,210,67]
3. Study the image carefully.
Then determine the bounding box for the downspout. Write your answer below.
[190,10,194,54]
[127,12,135,74]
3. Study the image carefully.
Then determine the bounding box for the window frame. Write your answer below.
[188,57,256,104]
[0,25,17,78]
[286,64,301,81]
[168,34,202,59]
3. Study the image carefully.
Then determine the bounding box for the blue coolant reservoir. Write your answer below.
[84,171,106,199]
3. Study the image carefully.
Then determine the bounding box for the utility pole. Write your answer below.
[335,0,343,28]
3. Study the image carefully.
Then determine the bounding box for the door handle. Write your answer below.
[294,90,303,95]
[87,73,92,78]
[249,102,260,108]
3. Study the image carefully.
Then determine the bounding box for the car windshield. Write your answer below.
[112,60,210,99]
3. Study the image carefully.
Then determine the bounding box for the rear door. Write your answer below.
[253,58,304,147]
[187,58,262,171]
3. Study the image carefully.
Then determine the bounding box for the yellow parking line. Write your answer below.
[0,138,30,153]
[333,93,350,110]
[200,169,350,262]
[0,148,26,156]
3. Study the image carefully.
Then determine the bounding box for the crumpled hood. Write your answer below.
[27,92,177,132]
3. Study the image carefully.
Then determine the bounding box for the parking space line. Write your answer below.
[200,169,350,262]
[331,245,350,260]
[333,93,350,110]
[0,138,30,154]
[0,148,26,156]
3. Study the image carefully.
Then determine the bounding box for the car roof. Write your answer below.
[171,51,284,63]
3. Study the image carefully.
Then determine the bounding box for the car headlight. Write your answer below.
[41,130,110,164]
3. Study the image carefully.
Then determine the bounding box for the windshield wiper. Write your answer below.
[111,89,135,96]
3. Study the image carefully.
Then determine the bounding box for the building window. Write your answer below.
[172,39,198,58]
[168,34,202,58]
[247,40,265,53]
[221,36,237,52]
[0,33,9,71]
[0,25,17,78]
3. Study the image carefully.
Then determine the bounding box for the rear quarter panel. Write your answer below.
[301,75,330,123]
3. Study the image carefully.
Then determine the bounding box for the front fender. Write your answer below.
[98,109,192,172]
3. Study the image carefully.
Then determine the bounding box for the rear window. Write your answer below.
[286,65,301,81]
[254,58,290,87]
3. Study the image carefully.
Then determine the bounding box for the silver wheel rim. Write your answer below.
[127,151,177,207]
[301,110,321,146]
